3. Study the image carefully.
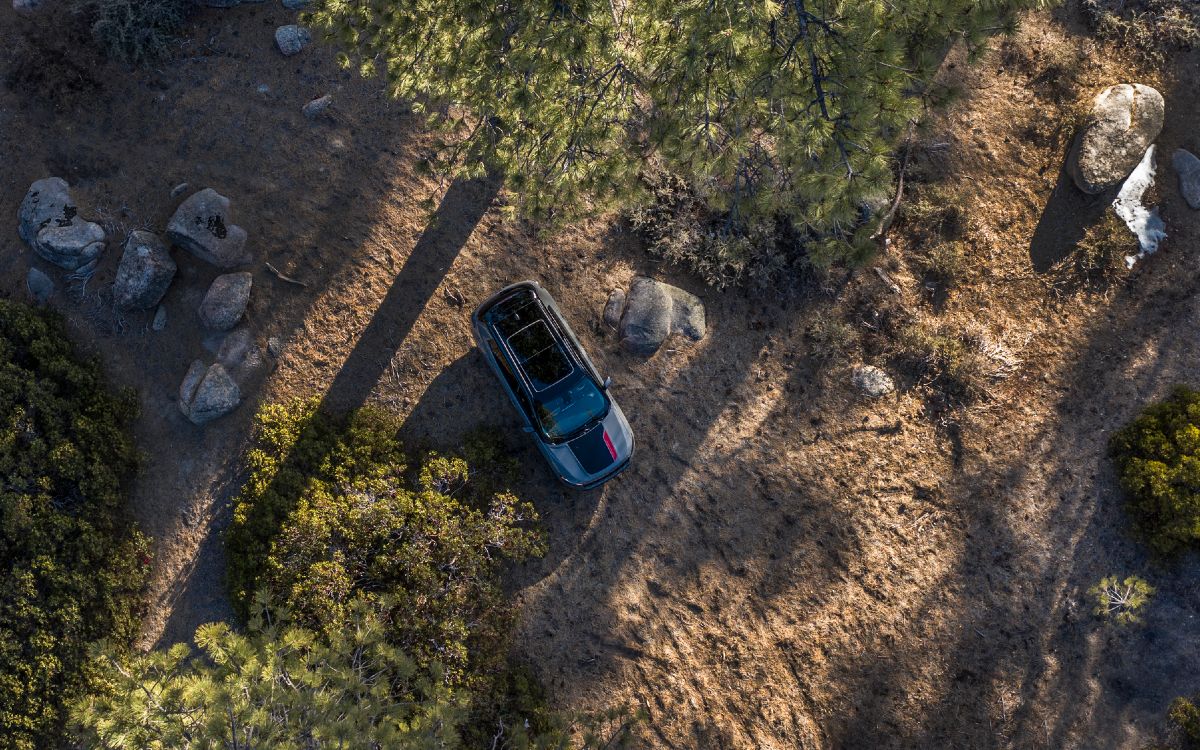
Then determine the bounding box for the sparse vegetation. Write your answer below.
[1110,388,1200,554]
[72,0,191,65]
[0,301,148,750]
[899,323,991,404]
[914,240,968,290]
[1064,210,1135,287]
[1084,0,1200,64]
[1088,575,1155,626]
[808,313,861,364]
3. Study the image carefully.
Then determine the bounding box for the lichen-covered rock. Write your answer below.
[303,94,332,119]
[275,25,311,56]
[1173,148,1200,210]
[179,360,241,425]
[199,272,253,330]
[34,219,106,270]
[618,277,706,357]
[852,364,895,398]
[18,177,108,270]
[1070,84,1165,194]
[166,188,251,268]
[113,230,176,310]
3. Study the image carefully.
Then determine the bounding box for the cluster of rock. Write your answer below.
[603,277,707,357]
[16,178,264,426]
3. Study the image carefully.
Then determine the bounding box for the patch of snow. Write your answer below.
[1114,145,1167,269]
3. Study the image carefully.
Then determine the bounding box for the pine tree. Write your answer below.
[71,597,466,749]
[307,0,1049,264]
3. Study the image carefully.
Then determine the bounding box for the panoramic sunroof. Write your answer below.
[508,320,573,390]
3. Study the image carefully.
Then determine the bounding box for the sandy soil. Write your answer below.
[2,3,1199,748]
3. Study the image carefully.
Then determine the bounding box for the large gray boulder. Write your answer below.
[179,360,241,425]
[1173,148,1200,210]
[166,189,251,268]
[1070,84,1165,194]
[113,231,176,310]
[18,178,107,270]
[275,25,311,56]
[618,277,707,357]
[199,272,253,330]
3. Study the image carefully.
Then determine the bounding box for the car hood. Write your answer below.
[545,404,633,486]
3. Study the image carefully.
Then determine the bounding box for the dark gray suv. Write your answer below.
[472,281,633,489]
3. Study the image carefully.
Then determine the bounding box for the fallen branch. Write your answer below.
[265,262,308,288]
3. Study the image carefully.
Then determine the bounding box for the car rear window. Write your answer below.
[508,320,573,390]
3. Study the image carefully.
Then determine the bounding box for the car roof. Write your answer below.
[484,288,581,393]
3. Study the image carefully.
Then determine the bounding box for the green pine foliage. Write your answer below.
[1171,695,1200,746]
[1110,388,1200,554]
[1088,575,1154,626]
[0,300,148,750]
[226,401,546,688]
[307,0,1050,266]
[71,598,465,749]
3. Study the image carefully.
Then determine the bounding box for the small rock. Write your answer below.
[267,336,283,357]
[12,0,41,12]
[282,0,309,8]
[275,25,311,56]
[26,267,53,305]
[302,94,332,119]
[113,230,176,310]
[199,272,253,330]
[1070,84,1165,194]
[170,182,190,199]
[256,83,271,95]
[602,289,625,329]
[166,188,251,268]
[152,305,168,331]
[18,178,103,270]
[179,360,241,425]
[852,365,896,398]
[1173,148,1200,210]
[619,277,707,357]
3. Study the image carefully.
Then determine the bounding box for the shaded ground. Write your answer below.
[2,3,1200,749]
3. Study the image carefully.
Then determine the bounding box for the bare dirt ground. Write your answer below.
[3,3,1200,748]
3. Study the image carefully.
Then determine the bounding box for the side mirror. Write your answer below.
[603,376,613,390]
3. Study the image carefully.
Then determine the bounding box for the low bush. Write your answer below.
[1084,0,1200,64]
[914,240,968,290]
[898,324,990,405]
[226,401,546,689]
[0,300,148,750]
[1110,387,1200,554]
[1171,695,1200,747]
[71,0,191,65]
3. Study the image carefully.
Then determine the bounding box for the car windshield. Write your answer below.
[534,375,609,441]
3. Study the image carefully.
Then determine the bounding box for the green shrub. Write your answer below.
[1088,575,1154,625]
[226,401,546,688]
[1171,695,1200,746]
[0,300,148,750]
[898,323,990,405]
[1110,388,1200,554]
[71,0,191,65]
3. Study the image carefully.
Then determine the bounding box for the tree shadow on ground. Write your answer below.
[154,175,498,646]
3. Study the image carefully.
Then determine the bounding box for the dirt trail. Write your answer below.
[2,4,1199,748]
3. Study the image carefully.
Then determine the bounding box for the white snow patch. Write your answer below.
[1114,144,1167,269]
